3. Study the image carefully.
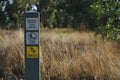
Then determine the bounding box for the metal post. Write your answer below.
[24,11,40,80]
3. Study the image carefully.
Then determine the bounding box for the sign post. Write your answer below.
[24,11,40,80]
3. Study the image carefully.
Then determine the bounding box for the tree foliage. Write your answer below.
[61,0,97,29]
[91,0,120,40]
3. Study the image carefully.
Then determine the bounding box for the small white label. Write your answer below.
[26,18,38,30]
[26,32,39,45]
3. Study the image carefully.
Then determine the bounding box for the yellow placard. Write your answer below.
[26,46,39,58]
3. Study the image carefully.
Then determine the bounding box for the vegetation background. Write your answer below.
[0,0,120,40]
[0,0,120,80]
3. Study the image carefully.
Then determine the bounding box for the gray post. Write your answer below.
[24,11,40,80]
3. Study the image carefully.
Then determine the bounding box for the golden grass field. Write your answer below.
[0,28,120,80]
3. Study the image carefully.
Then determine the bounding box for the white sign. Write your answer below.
[26,32,39,45]
[26,18,39,30]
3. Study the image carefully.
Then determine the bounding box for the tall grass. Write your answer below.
[0,29,120,80]
[41,30,120,80]
[0,29,24,79]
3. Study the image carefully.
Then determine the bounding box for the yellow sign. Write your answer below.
[26,46,39,58]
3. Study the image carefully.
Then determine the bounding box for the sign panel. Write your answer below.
[26,46,39,58]
[26,32,39,45]
[26,18,39,30]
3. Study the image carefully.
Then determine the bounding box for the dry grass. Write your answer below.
[0,29,24,79]
[0,28,120,80]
